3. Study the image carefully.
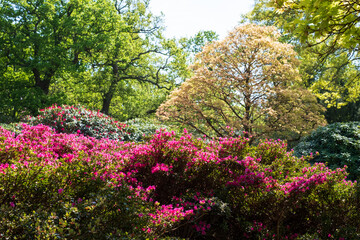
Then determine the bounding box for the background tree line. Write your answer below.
[0,0,216,123]
[1,0,360,143]
[244,0,360,123]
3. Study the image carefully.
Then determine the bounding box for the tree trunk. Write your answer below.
[32,68,54,95]
[243,91,252,139]
[243,67,252,139]
[101,63,119,114]
[101,90,114,115]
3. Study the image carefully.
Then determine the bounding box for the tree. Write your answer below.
[244,0,360,122]
[0,0,187,120]
[254,0,360,109]
[271,0,360,49]
[83,0,173,115]
[0,0,119,120]
[0,66,67,123]
[178,30,219,64]
[50,0,192,117]
[157,24,326,141]
[0,0,92,94]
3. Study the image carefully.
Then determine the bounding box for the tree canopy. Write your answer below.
[0,0,189,121]
[246,0,360,111]
[157,24,326,141]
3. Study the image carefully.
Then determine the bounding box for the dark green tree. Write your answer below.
[0,0,190,121]
[0,0,90,94]
[50,0,192,117]
[0,0,114,121]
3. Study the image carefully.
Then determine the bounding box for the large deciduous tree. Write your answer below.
[157,24,326,141]
[0,0,118,120]
[247,0,360,112]
[0,0,98,94]
[0,0,186,121]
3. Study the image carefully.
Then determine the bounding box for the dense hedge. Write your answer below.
[1,123,359,239]
[294,122,360,180]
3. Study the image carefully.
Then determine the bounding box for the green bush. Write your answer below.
[122,118,171,142]
[24,104,126,140]
[0,160,150,239]
[294,122,360,180]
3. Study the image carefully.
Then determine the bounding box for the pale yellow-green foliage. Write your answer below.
[267,0,360,108]
[157,24,326,140]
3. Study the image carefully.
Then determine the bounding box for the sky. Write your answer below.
[149,0,255,40]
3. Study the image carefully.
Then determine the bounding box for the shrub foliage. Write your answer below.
[122,118,171,142]
[24,104,126,140]
[295,122,360,180]
[0,122,359,239]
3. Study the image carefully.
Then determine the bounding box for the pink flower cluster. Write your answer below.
[0,125,354,238]
[193,221,211,235]
[149,204,194,225]
[151,163,172,174]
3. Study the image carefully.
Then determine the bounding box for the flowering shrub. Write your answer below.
[0,124,359,239]
[24,104,126,140]
[295,122,360,180]
[120,130,360,239]
[122,118,171,142]
[0,122,23,135]
[0,124,151,238]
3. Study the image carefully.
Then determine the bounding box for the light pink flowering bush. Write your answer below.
[24,104,127,140]
[0,124,359,239]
